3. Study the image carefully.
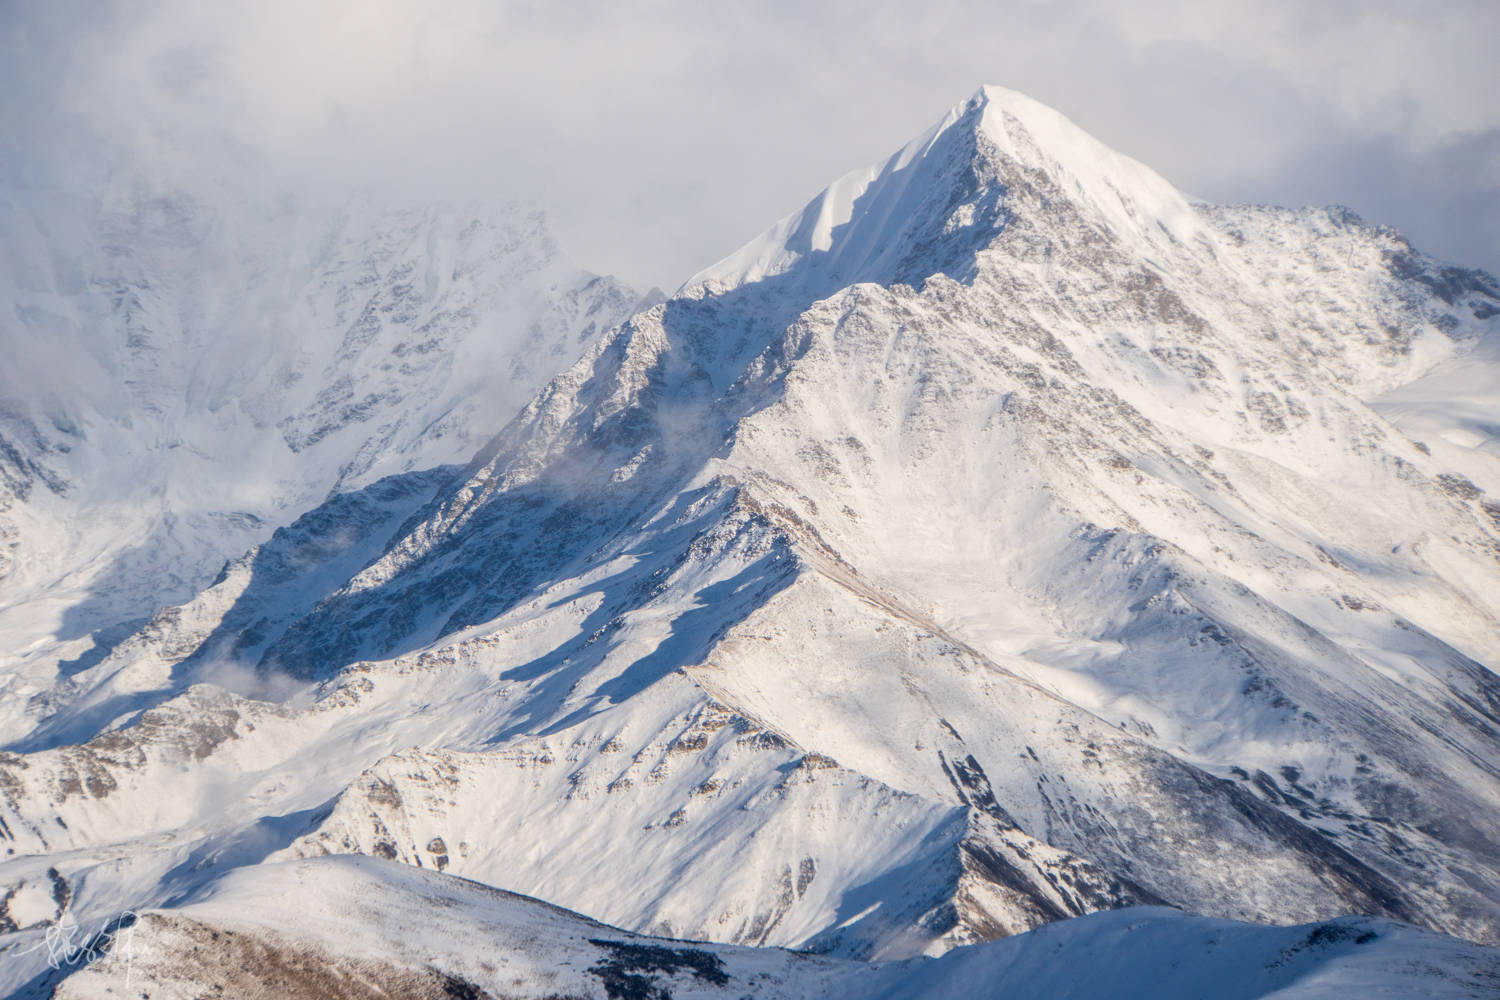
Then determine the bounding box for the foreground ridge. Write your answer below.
[25,857,1500,1000]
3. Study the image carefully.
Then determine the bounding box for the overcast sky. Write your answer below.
[5,0,1498,291]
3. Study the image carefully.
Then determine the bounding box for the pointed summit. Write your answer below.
[684,86,1202,299]
[971,85,1204,243]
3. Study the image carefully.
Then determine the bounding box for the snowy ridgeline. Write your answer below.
[1,86,1500,996]
[14,856,1498,1000]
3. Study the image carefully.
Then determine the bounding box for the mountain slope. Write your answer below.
[0,190,648,745]
[2,85,1499,983]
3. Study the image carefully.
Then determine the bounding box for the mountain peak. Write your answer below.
[9,80,1500,999]
[969,85,1203,241]
[682,86,1201,299]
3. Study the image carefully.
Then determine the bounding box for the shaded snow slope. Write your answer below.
[16,856,1500,1000]
[3,85,1500,988]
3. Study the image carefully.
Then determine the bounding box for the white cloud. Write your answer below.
[6,0,1498,288]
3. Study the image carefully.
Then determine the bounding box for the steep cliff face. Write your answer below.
[3,86,1500,996]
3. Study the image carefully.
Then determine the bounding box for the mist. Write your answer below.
[4,0,1497,290]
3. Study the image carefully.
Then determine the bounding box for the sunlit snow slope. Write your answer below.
[4,86,1500,996]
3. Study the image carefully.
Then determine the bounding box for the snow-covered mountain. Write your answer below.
[0,186,650,743]
[3,85,1500,996]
